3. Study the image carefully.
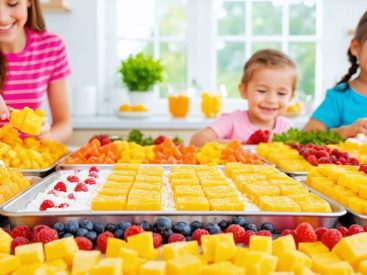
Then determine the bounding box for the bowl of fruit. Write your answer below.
[116,103,151,118]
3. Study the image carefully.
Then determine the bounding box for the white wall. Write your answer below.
[42,0,367,115]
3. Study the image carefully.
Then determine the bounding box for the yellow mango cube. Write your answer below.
[72,251,100,275]
[0,253,21,274]
[322,261,354,275]
[358,259,367,274]
[118,246,142,275]
[127,232,157,260]
[0,228,12,254]
[89,258,122,275]
[44,237,79,265]
[106,238,127,258]
[298,241,329,256]
[47,258,68,270]
[201,234,236,263]
[162,241,199,260]
[233,247,249,268]
[311,252,340,274]
[250,235,273,254]
[332,232,367,266]
[201,261,245,275]
[140,260,166,275]
[272,235,296,257]
[166,255,202,275]
[244,252,278,275]
[15,242,44,265]
[277,250,311,272]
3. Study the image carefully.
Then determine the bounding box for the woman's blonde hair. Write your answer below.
[240,49,298,95]
[0,0,46,91]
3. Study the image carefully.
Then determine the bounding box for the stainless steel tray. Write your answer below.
[21,153,70,177]
[279,169,308,177]
[0,170,346,230]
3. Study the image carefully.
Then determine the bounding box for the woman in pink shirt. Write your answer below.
[0,0,72,142]
[191,49,297,146]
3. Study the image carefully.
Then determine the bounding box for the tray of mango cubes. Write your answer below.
[0,163,345,228]
[304,164,367,225]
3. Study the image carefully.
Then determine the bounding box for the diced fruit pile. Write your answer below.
[0,125,69,169]
[9,107,45,135]
[0,167,30,205]
[333,140,367,164]
[272,128,344,145]
[306,164,367,214]
[3,220,367,274]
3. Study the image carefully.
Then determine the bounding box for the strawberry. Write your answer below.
[295,222,317,243]
[168,233,186,243]
[314,227,328,241]
[75,237,94,250]
[153,233,162,248]
[191,229,209,245]
[359,164,367,174]
[67,175,79,183]
[256,230,273,238]
[348,224,364,236]
[246,129,271,144]
[84,178,96,185]
[74,183,88,192]
[11,236,30,251]
[337,226,349,237]
[306,155,318,166]
[154,135,167,145]
[88,172,99,178]
[225,224,245,244]
[89,166,99,173]
[243,230,256,245]
[39,200,55,211]
[54,181,67,192]
[100,137,111,145]
[321,229,342,250]
[124,225,144,241]
[96,231,114,253]
[10,225,31,240]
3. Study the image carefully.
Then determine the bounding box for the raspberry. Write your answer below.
[67,193,76,200]
[11,236,30,251]
[96,231,114,253]
[191,229,209,245]
[84,178,96,185]
[360,164,367,174]
[74,183,88,192]
[88,172,99,178]
[314,227,328,241]
[256,230,273,238]
[67,175,79,183]
[225,224,245,244]
[337,226,349,237]
[124,225,144,241]
[54,181,66,192]
[57,203,69,208]
[89,166,99,173]
[295,222,317,243]
[279,229,292,237]
[243,230,256,245]
[364,225,367,232]
[11,225,31,240]
[321,229,342,250]
[306,155,318,166]
[348,224,364,236]
[168,233,186,243]
[33,228,58,244]
[153,233,162,248]
[39,200,55,211]
[75,237,94,250]
[32,225,51,235]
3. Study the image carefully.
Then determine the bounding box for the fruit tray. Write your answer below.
[21,153,71,177]
[0,168,346,230]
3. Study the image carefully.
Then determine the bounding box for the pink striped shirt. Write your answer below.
[1,28,71,116]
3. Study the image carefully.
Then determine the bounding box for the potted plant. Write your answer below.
[118,52,164,108]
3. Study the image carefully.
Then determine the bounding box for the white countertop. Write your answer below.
[72,114,309,130]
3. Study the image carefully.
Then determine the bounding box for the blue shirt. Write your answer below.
[312,83,367,129]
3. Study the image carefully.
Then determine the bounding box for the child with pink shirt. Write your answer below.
[190,49,297,146]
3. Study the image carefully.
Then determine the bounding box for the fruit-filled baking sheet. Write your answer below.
[0,167,346,229]
[21,153,70,177]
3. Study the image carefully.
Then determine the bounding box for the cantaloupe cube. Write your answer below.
[272,235,296,257]
[250,235,272,254]
[89,258,122,275]
[44,237,79,265]
[106,238,127,257]
[72,250,100,275]
[162,241,199,260]
[322,261,354,275]
[201,261,245,275]
[311,252,340,274]
[0,253,21,274]
[277,250,311,272]
[0,228,12,254]
[166,255,202,275]
[15,242,44,265]
[127,232,158,259]
[332,232,367,266]
[140,260,166,275]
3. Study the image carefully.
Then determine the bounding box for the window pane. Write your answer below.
[289,42,316,99]
[160,42,187,85]
[252,2,282,35]
[252,42,281,53]
[116,0,155,39]
[217,42,245,98]
[159,0,188,37]
[117,40,153,61]
[217,1,245,36]
[289,3,316,35]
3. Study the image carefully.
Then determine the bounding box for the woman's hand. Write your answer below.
[0,95,10,121]
[36,117,51,141]
[343,118,367,138]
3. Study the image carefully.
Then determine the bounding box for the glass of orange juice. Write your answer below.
[168,84,190,118]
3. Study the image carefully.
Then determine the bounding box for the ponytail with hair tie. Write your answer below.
[336,49,359,90]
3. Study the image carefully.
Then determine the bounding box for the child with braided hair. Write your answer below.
[303,11,367,138]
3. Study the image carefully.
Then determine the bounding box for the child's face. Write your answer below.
[0,0,30,51]
[240,67,294,126]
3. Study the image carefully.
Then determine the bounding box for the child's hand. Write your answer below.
[346,118,367,138]
[36,117,51,141]
[0,95,10,121]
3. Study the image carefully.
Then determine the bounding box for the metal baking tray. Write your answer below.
[20,153,70,177]
[0,170,346,230]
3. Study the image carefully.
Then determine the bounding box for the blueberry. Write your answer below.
[218,220,230,231]
[260,222,275,233]
[85,231,97,243]
[205,223,222,234]
[117,221,132,232]
[65,220,79,234]
[185,236,192,241]
[76,228,89,237]
[190,221,203,232]
[57,231,65,238]
[231,216,247,228]
[105,223,117,233]
[63,232,73,238]
[53,222,65,233]
[245,223,258,232]
[140,221,152,231]
[172,222,191,237]
[161,228,173,243]
[154,217,172,233]
[93,223,105,234]
[79,219,94,231]
[114,229,124,239]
